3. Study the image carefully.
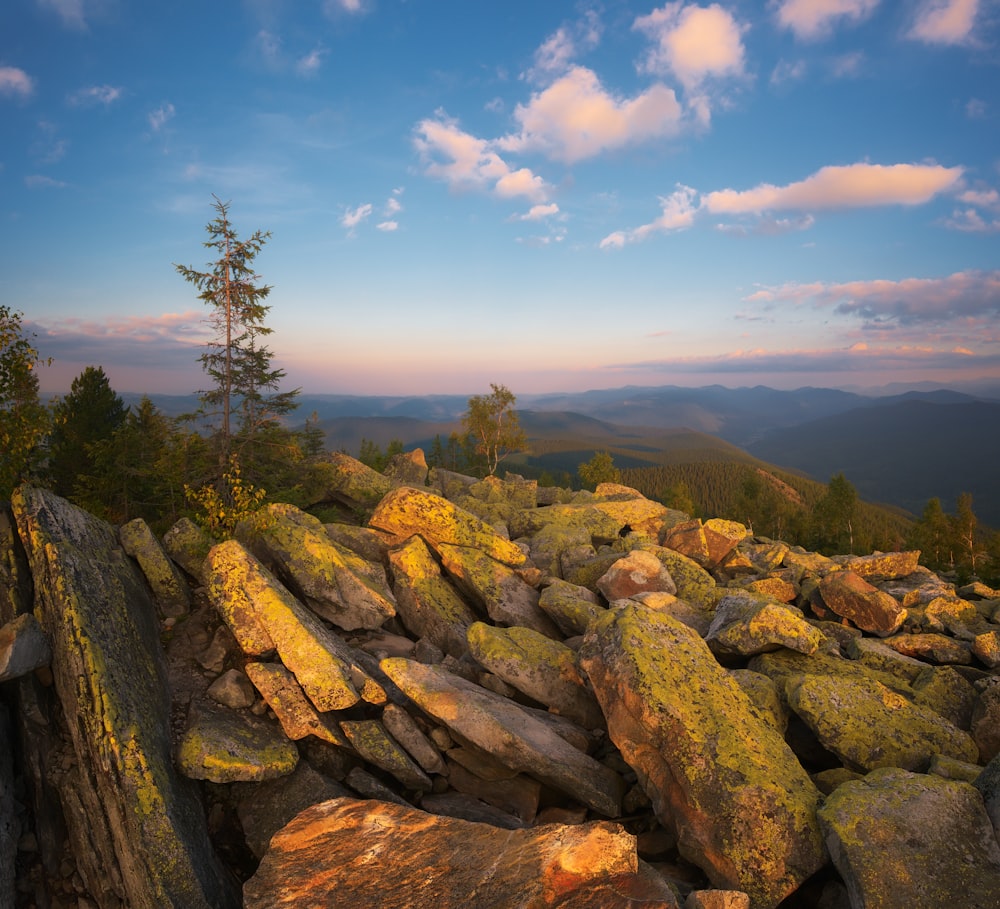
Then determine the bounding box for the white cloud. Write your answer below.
[515,203,560,221]
[323,0,364,15]
[908,0,980,44]
[148,102,175,132]
[773,0,881,40]
[0,66,35,99]
[498,66,683,164]
[414,112,552,201]
[634,3,747,88]
[600,184,699,247]
[37,0,87,30]
[703,162,963,213]
[68,84,122,106]
[341,203,372,231]
[296,48,327,76]
[770,59,807,85]
[376,220,398,232]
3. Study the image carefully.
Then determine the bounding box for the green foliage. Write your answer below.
[811,473,859,554]
[463,383,527,477]
[0,306,50,499]
[175,196,299,474]
[47,365,126,501]
[184,452,267,539]
[578,450,621,489]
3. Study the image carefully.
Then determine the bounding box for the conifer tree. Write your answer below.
[175,196,299,473]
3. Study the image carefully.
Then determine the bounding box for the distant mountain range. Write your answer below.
[121,382,1000,527]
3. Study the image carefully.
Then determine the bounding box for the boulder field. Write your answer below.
[2,450,1000,909]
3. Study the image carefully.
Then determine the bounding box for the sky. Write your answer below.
[2,0,999,398]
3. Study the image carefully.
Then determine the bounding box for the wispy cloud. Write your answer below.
[148,102,175,132]
[323,0,365,16]
[600,185,698,248]
[942,185,1000,232]
[512,203,560,222]
[414,112,552,202]
[24,174,68,189]
[296,47,327,76]
[908,0,980,45]
[37,0,88,30]
[702,162,963,213]
[68,84,122,106]
[770,59,807,86]
[376,220,398,232]
[0,65,35,99]
[525,10,602,81]
[773,0,881,40]
[745,270,1000,328]
[498,66,683,164]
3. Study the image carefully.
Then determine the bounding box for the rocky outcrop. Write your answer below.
[3,456,1000,909]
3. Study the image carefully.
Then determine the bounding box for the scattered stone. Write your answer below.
[244,662,348,746]
[596,549,677,602]
[705,593,821,657]
[206,668,256,709]
[340,719,433,791]
[816,570,905,636]
[0,613,51,682]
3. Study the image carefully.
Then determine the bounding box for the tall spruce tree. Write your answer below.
[48,365,126,500]
[175,196,299,473]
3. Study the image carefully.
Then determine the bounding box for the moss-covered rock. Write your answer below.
[437,542,559,638]
[120,516,191,619]
[387,535,480,659]
[300,450,392,512]
[339,719,433,791]
[818,767,1000,908]
[706,593,822,657]
[786,673,979,771]
[244,661,349,746]
[579,604,825,909]
[370,486,527,568]
[537,579,607,637]
[466,622,605,729]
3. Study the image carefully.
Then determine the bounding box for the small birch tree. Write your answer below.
[463,383,527,477]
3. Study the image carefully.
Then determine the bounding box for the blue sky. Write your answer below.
[2,0,999,397]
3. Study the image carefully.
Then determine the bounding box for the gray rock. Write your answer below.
[119,516,191,618]
[0,613,50,682]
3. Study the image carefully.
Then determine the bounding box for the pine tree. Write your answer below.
[175,196,299,473]
[47,366,126,500]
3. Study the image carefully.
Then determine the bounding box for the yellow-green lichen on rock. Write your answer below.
[11,486,239,909]
[369,485,527,567]
[578,603,826,909]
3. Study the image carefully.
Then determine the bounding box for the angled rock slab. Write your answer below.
[205,540,366,711]
[243,798,680,909]
[301,450,392,511]
[387,534,479,658]
[339,719,433,791]
[786,673,979,771]
[437,542,559,638]
[466,622,605,729]
[596,549,677,602]
[248,503,396,631]
[369,485,527,568]
[119,516,191,618]
[161,516,214,584]
[818,767,1000,909]
[578,603,825,909]
[245,662,349,746]
[11,486,239,909]
[705,593,822,658]
[379,657,624,817]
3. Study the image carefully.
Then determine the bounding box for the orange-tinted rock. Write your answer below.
[816,570,905,636]
[242,798,681,909]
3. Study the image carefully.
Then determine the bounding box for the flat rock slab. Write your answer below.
[379,657,624,817]
[579,603,826,909]
[818,767,1000,908]
[243,797,681,909]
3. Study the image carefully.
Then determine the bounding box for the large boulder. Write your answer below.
[818,767,1000,908]
[119,516,191,619]
[816,570,905,636]
[578,604,826,909]
[11,486,239,909]
[243,798,681,908]
[379,657,624,817]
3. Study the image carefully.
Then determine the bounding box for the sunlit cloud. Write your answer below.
[745,270,1000,327]
[703,162,963,213]
[908,0,980,45]
[498,66,683,164]
[341,202,372,232]
[148,102,175,132]
[0,66,35,99]
[525,10,602,81]
[376,220,398,232]
[37,0,87,30]
[414,112,552,201]
[513,203,560,221]
[773,0,881,40]
[600,184,698,248]
[68,84,122,106]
